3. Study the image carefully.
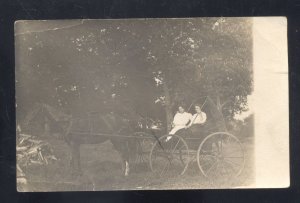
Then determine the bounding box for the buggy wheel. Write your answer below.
[149,134,189,177]
[197,132,245,180]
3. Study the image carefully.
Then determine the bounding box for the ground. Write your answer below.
[18,135,254,191]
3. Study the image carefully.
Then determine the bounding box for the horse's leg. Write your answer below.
[76,144,82,174]
[124,159,129,176]
[120,147,130,177]
[111,140,130,176]
[70,141,82,175]
[69,153,74,167]
[68,142,74,168]
[123,139,137,176]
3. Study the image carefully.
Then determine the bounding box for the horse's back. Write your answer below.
[70,113,114,133]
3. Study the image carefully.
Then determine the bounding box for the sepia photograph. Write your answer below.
[15,17,288,191]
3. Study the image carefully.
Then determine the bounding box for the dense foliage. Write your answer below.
[15,18,252,128]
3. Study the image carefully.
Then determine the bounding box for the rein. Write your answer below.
[187,97,208,113]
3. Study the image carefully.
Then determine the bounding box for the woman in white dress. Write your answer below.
[169,105,192,135]
[187,104,207,127]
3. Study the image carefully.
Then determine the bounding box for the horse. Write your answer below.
[63,111,138,176]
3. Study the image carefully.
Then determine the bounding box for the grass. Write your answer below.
[18,136,254,191]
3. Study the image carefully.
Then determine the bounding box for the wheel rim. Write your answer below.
[197,132,245,180]
[149,134,189,177]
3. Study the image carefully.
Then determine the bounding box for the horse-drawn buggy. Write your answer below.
[64,96,245,181]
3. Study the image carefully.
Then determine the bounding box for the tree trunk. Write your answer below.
[162,82,173,133]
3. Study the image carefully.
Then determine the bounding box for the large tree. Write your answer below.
[16,18,252,130]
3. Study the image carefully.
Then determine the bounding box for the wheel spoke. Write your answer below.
[155,150,169,160]
[173,155,184,161]
[223,156,243,159]
[160,161,170,176]
[199,157,215,169]
[157,140,166,151]
[222,160,237,174]
[219,160,234,176]
[219,161,228,177]
[222,147,243,154]
[197,132,245,180]
[223,158,241,168]
[178,145,187,151]
[200,150,218,158]
[150,135,189,177]
[205,160,219,176]
[171,138,181,153]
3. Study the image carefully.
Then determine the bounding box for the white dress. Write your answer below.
[169,112,192,135]
[190,112,207,125]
